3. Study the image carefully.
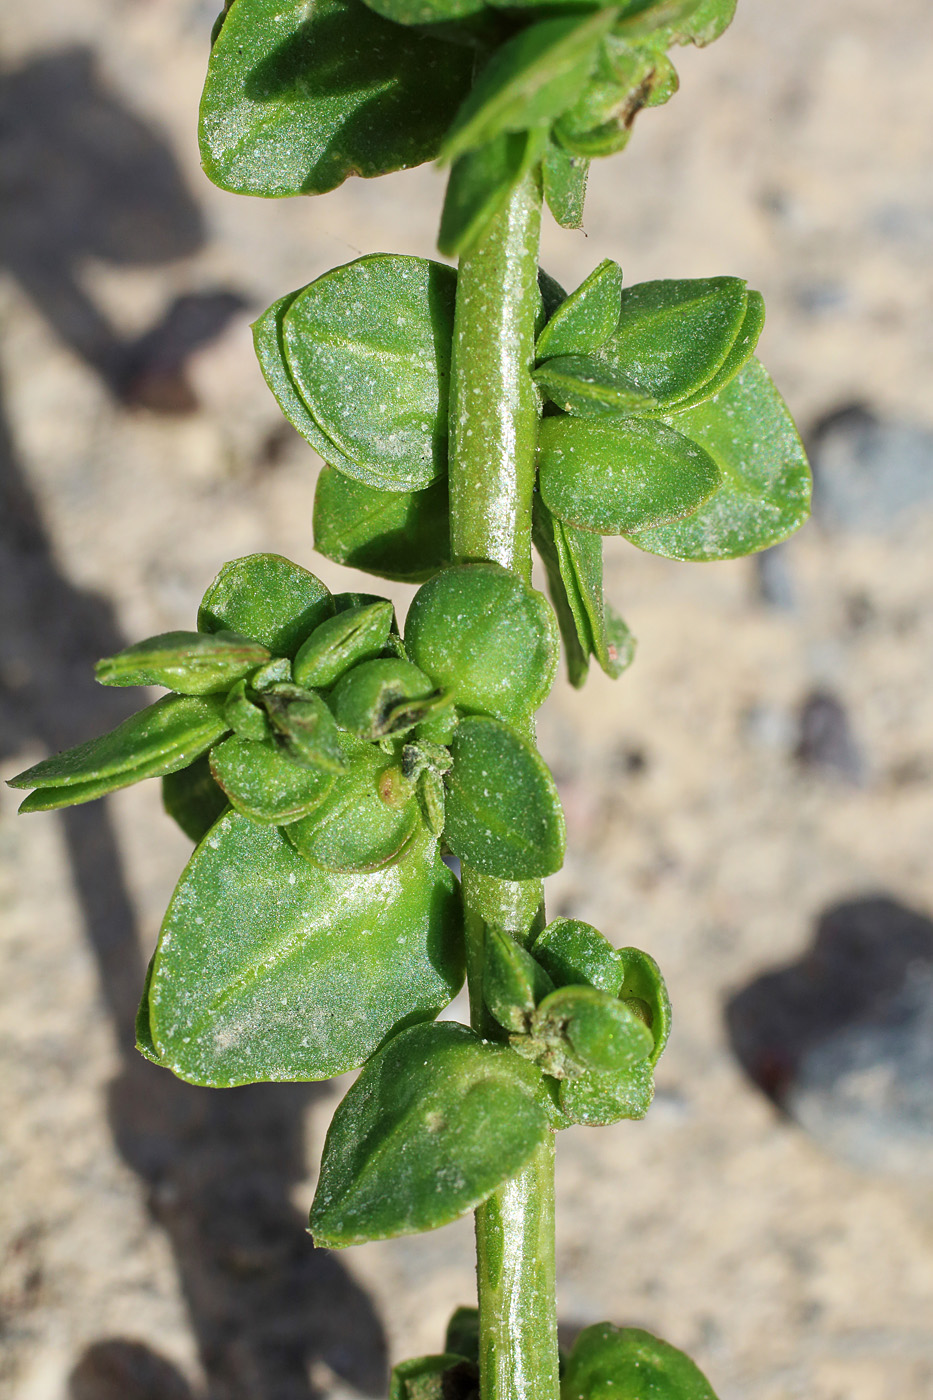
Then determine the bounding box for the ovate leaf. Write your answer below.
[199,0,473,196]
[562,1323,719,1400]
[673,289,764,411]
[95,630,269,694]
[313,468,450,584]
[283,256,457,491]
[210,735,335,824]
[537,416,721,535]
[440,12,616,164]
[446,716,565,879]
[405,563,558,724]
[162,753,229,843]
[536,258,621,360]
[148,815,463,1085]
[439,129,544,259]
[309,1021,548,1246]
[10,695,230,811]
[626,359,811,560]
[293,602,394,689]
[198,554,334,656]
[542,141,589,231]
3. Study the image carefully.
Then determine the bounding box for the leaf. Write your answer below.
[10,695,230,812]
[148,815,464,1086]
[439,129,544,259]
[365,0,485,24]
[602,606,637,680]
[162,753,229,842]
[135,957,163,1066]
[292,602,394,690]
[532,497,592,689]
[405,563,558,725]
[224,678,272,741]
[533,985,653,1074]
[626,359,811,560]
[537,416,721,535]
[542,141,589,231]
[445,716,565,880]
[283,256,457,491]
[556,1059,656,1125]
[210,735,335,824]
[484,926,554,1033]
[536,506,636,681]
[253,293,365,477]
[313,468,450,583]
[562,1323,719,1400]
[613,0,707,41]
[95,631,270,694]
[668,0,736,47]
[389,1355,476,1400]
[199,0,473,197]
[330,659,441,741]
[198,554,334,656]
[672,289,764,411]
[551,39,665,159]
[445,1308,480,1365]
[285,732,421,871]
[533,355,656,417]
[440,12,616,164]
[595,276,748,408]
[309,1021,549,1247]
[536,259,622,360]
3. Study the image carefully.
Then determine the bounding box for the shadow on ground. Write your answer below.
[1,44,387,1400]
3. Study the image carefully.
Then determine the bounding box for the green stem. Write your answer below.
[448,171,560,1400]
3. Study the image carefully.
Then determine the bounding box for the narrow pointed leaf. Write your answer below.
[405,563,558,724]
[162,753,229,842]
[10,695,229,810]
[562,1323,719,1400]
[673,289,765,411]
[283,256,457,492]
[485,926,554,1033]
[210,735,335,824]
[313,468,450,583]
[541,508,636,680]
[199,0,473,197]
[439,130,543,259]
[95,631,269,694]
[293,603,394,690]
[533,354,656,418]
[440,12,616,164]
[626,359,811,560]
[542,142,589,231]
[536,258,622,360]
[148,815,463,1086]
[286,733,421,871]
[198,554,334,656]
[533,497,593,688]
[538,416,721,535]
[446,716,565,879]
[309,1021,548,1246]
[596,276,747,407]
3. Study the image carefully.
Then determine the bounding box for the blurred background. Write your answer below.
[2,1,932,1398]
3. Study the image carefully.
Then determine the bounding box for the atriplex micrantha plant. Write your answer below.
[9,1,811,1396]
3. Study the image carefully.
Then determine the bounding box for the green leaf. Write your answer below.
[596,276,748,408]
[199,0,473,197]
[313,468,450,583]
[445,716,565,880]
[253,293,364,477]
[365,0,485,24]
[551,39,667,159]
[285,732,421,871]
[626,359,811,560]
[668,0,736,47]
[536,259,622,360]
[198,554,334,656]
[533,355,656,418]
[95,630,270,694]
[440,12,616,164]
[224,678,272,741]
[537,416,721,535]
[148,815,463,1086]
[283,256,457,491]
[309,1021,548,1247]
[533,985,653,1075]
[484,926,554,1033]
[542,141,589,231]
[614,0,707,41]
[532,497,592,689]
[445,1308,480,1365]
[10,695,230,812]
[602,606,636,680]
[562,1323,719,1400]
[330,659,441,741]
[439,129,544,259]
[293,602,393,690]
[162,753,229,842]
[405,563,558,724]
[389,1355,476,1400]
[210,735,335,824]
[672,289,765,411]
[135,957,163,1066]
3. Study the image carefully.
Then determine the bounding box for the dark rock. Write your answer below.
[809,404,933,532]
[725,897,933,1176]
[795,688,864,783]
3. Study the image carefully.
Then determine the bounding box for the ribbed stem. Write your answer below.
[447,170,560,1400]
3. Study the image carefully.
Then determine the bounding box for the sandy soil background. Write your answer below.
[2,2,933,1398]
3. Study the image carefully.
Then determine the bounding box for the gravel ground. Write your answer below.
[2,2,932,1399]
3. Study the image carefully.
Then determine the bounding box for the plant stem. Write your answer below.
[448,170,560,1400]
